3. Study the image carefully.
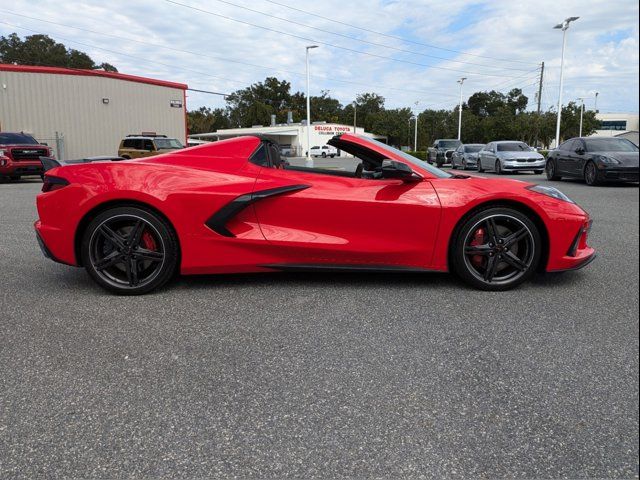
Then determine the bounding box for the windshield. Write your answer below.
[0,133,39,145]
[585,138,639,152]
[365,138,452,178]
[154,138,183,149]
[438,140,461,149]
[464,145,483,153]
[497,142,529,152]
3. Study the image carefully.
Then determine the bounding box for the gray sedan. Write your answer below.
[451,143,485,170]
[478,141,545,174]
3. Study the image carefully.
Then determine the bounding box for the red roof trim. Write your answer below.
[0,63,188,90]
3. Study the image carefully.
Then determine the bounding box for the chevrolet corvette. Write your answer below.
[35,134,595,295]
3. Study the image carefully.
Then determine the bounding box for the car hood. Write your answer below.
[497,151,544,160]
[594,151,639,167]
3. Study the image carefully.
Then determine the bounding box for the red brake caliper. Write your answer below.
[470,228,485,268]
[141,231,157,251]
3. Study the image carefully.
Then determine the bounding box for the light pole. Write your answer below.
[594,91,599,113]
[553,16,579,148]
[577,97,585,137]
[457,77,467,141]
[305,45,318,167]
[411,115,418,151]
[353,101,357,133]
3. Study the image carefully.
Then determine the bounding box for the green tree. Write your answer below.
[187,107,230,134]
[0,33,118,71]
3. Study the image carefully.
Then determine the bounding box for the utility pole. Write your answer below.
[534,61,544,147]
[594,91,599,113]
[536,62,545,116]
[414,116,418,151]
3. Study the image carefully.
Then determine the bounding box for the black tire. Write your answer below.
[584,161,601,186]
[495,160,503,175]
[451,207,542,291]
[321,152,327,158]
[546,159,561,180]
[81,206,179,295]
[121,155,131,159]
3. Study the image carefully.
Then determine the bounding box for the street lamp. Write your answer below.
[594,91,599,113]
[457,77,467,140]
[411,115,418,151]
[305,45,318,167]
[577,97,585,137]
[553,16,579,148]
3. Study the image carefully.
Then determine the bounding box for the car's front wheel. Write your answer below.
[584,161,601,186]
[495,160,503,174]
[451,207,541,291]
[81,206,179,295]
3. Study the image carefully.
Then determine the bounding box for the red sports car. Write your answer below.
[35,134,595,295]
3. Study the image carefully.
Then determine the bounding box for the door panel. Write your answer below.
[556,140,574,174]
[251,167,442,268]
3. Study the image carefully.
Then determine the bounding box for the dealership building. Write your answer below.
[592,112,639,145]
[0,64,188,160]
[190,122,386,156]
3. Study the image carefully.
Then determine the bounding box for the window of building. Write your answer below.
[600,120,627,131]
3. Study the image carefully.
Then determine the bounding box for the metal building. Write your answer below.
[0,64,187,160]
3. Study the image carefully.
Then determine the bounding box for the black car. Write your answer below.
[546,137,639,186]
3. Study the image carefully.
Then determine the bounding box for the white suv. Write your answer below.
[310,145,338,158]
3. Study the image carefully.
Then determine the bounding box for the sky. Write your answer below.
[1,0,638,115]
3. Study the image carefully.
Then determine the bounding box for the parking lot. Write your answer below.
[0,171,638,478]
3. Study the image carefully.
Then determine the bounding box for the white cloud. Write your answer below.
[0,0,637,113]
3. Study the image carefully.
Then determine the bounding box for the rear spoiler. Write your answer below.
[39,155,126,172]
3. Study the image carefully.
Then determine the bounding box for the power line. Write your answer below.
[262,0,539,66]
[204,0,531,72]
[0,12,460,99]
[162,0,529,78]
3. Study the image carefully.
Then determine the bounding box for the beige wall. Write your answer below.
[0,70,186,159]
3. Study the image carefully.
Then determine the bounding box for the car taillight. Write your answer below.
[42,175,70,192]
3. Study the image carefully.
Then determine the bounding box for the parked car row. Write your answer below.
[447,137,638,186]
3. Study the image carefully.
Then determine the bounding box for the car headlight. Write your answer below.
[526,185,574,204]
[595,155,621,165]
[0,149,6,157]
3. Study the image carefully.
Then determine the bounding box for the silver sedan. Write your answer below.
[451,144,485,170]
[477,141,546,174]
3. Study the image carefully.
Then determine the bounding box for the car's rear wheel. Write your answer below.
[584,161,601,186]
[545,159,561,180]
[452,207,541,291]
[81,206,179,295]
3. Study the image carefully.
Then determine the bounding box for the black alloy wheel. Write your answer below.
[452,207,541,291]
[546,159,560,180]
[81,206,179,294]
[584,161,600,186]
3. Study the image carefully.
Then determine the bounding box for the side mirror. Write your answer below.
[380,159,418,182]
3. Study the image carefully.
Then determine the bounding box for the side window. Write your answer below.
[143,140,154,151]
[559,139,573,151]
[122,139,135,148]
[249,144,269,166]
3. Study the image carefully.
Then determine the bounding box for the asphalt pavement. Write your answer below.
[0,171,638,478]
